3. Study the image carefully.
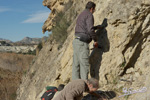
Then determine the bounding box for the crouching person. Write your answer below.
[53,78,99,100]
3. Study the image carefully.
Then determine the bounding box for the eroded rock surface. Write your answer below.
[16,0,150,100]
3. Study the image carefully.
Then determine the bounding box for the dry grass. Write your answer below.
[0,52,35,100]
[0,52,34,71]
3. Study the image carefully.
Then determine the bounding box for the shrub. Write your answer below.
[120,61,126,68]
[51,11,71,47]
[27,49,36,55]
[37,42,43,51]
[0,41,6,45]
[11,92,17,100]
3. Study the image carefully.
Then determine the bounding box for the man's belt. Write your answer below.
[75,36,80,39]
[75,36,91,44]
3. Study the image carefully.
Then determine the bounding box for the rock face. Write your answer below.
[16,0,150,100]
[42,0,74,33]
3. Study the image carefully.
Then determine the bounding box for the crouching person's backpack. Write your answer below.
[41,86,58,100]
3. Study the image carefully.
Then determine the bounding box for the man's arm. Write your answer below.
[86,14,97,42]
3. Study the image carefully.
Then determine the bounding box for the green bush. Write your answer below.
[120,61,126,68]
[27,49,36,55]
[20,49,36,55]
[0,41,6,45]
[51,11,71,47]
[23,70,27,75]
[37,42,43,51]
[11,92,17,100]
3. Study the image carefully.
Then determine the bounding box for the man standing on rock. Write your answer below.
[72,1,103,80]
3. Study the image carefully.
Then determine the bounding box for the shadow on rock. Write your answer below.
[89,18,110,80]
[82,90,116,100]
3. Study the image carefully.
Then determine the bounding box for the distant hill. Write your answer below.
[0,36,48,46]
[0,38,12,42]
[15,36,48,45]
[0,38,13,44]
[0,39,13,46]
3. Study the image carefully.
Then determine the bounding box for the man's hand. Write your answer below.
[93,42,98,48]
[96,25,104,29]
[92,25,103,30]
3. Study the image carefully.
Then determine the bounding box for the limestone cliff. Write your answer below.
[16,0,150,100]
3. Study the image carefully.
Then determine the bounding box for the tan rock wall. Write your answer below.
[16,0,150,100]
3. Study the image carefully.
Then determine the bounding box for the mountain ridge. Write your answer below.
[0,36,48,45]
[15,36,48,45]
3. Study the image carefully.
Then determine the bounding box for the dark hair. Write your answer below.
[86,1,96,9]
[87,78,99,88]
[58,84,65,91]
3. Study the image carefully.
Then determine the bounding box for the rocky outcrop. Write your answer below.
[16,0,150,100]
[42,0,74,33]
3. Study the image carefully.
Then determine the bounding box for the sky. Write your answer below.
[0,0,50,42]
